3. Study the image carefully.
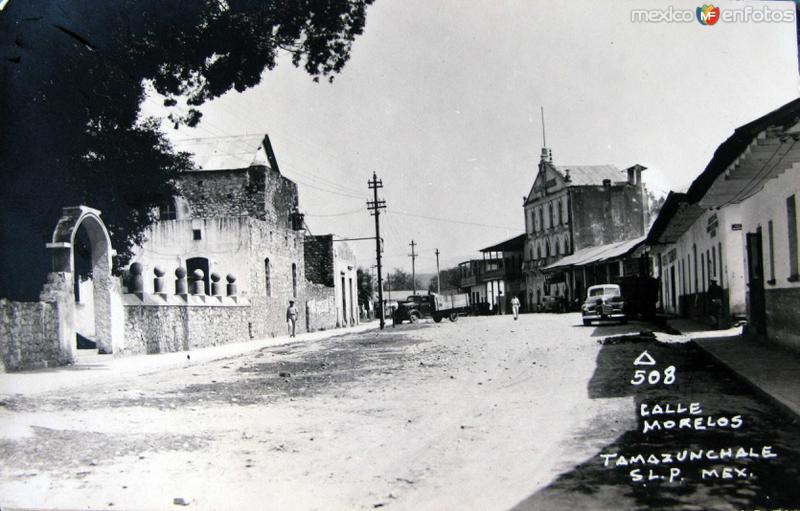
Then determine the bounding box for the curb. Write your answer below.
[690,339,800,423]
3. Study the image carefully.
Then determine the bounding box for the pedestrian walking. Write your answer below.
[511,295,520,320]
[286,299,298,338]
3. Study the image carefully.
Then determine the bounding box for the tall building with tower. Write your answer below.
[522,145,649,309]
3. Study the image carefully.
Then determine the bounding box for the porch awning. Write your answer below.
[543,236,646,272]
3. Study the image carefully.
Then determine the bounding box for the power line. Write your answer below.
[304,208,364,217]
[388,210,523,231]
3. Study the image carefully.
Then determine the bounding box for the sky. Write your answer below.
[143,0,799,275]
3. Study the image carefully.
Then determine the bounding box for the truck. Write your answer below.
[392,292,470,325]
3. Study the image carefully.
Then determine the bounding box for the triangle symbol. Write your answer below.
[634,350,656,366]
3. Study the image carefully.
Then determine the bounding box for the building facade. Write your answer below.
[459,234,525,313]
[131,134,357,338]
[647,98,800,352]
[522,147,648,310]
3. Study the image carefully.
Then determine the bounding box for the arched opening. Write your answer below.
[73,223,98,351]
[291,262,297,297]
[47,207,115,356]
[186,257,211,295]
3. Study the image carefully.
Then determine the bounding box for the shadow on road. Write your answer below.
[511,338,800,511]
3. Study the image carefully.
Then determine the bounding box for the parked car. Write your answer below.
[393,292,470,324]
[581,284,627,326]
[539,295,566,313]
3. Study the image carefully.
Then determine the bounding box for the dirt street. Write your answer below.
[1,313,797,510]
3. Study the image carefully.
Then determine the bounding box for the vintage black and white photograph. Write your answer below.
[1,0,800,509]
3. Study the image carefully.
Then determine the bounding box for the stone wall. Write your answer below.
[0,299,69,371]
[123,300,251,356]
[178,166,299,227]
[305,282,337,332]
[304,235,335,286]
[246,219,308,338]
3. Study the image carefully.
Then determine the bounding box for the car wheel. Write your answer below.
[409,313,420,324]
[433,315,443,323]
[449,313,458,322]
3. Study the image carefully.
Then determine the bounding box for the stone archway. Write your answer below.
[47,206,115,354]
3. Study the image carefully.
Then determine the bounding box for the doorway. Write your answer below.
[746,231,766,335]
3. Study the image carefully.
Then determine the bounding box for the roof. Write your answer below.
[553,164,628,186]
[645,97,800,243]
[173,134,280,172]
[480,233,526,253]
[685,97,800,204]
[543,236,647,271]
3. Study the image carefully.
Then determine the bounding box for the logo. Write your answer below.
[697,4,721,25]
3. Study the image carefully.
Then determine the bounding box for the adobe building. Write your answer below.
[522,147,648,310]
[648,98,800,351]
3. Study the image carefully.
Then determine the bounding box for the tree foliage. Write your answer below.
[386,268,421,292]
[356,267,374,306]
[428,267,462,293]
[0,0,374,299]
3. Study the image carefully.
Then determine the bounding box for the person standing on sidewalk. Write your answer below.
[286,300,298,338]
[511,295,521,320]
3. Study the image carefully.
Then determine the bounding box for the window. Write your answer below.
[264,258,272,297]
[788,195,798,279]
[693,245,698,293]
[548,203,554,229]
[538,207,543,230]
[545,241,550,258]
[558,200,563,225]
[718,242,724,288]
[291,263,298,297]
[767,220,775,284]
[159,201,176,221]
[192,229,202,241]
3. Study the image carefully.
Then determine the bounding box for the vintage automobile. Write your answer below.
[393,292,470,324]
[581,284,627,326]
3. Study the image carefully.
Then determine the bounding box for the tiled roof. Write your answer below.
[173,134,269,171]
[554,164,627,186]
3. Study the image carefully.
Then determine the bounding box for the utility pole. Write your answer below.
[367,172,386,329]
[435,248,441,294]
[409,240,418,295]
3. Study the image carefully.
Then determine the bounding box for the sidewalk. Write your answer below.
[668,317,800,420]
[0,321,379,396]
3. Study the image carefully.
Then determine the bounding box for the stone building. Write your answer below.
[129,134,313,339]
[0,134,364,370]
[648,98,800,351]
[522,147,648,310]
